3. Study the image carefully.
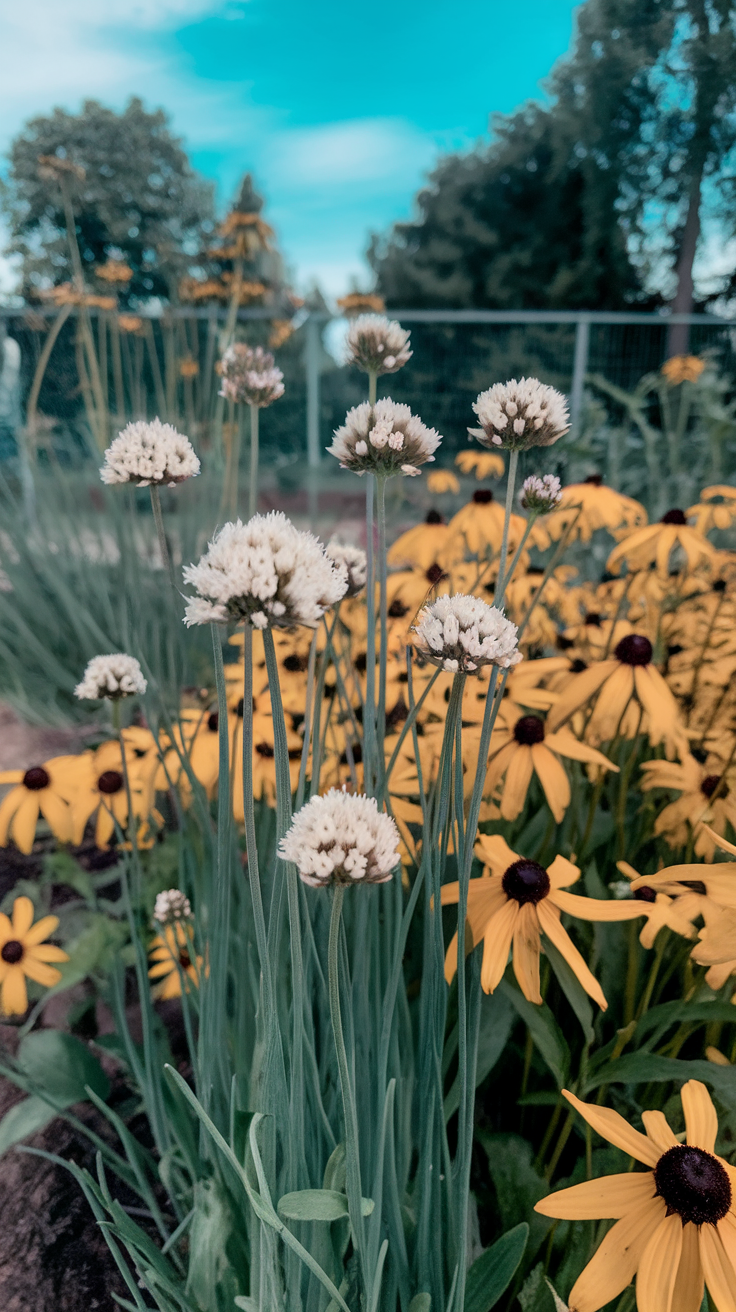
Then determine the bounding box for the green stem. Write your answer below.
[364,476,377,794]
[149,486,177,591]
[328,885,366,1293]
[494,448,519,606]
[368,370,377,407]
[376,475,388,793]
[242,627,274,1019]
[248,402,259,518]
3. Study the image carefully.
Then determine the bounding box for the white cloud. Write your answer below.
[268,118,436,190]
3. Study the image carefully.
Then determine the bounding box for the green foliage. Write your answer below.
[464,1223,529,1312]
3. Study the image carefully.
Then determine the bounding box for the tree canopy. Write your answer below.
[2,97,215,304]
[370,0,736,316]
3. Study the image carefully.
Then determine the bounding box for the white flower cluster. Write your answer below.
[153,889,192,924]
[326,539,367,597]
[520,474,563,513]
[75,653,148,701]
[183,512,348,629]
[278,789,400,887]
[413,594,522,674]
[218,344,284,408]
[100,419,200,487]
[470,379,570,451]
[328,399,441,477]
[345,314,412,376]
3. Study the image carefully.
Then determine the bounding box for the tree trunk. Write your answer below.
[666,168,703,358]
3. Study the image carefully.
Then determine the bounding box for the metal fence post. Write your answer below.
[306,315,321,469]
[570,316,590,434]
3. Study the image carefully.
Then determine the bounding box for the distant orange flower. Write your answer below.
[662,354,706,384]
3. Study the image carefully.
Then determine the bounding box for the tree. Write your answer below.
[2,98,215,304]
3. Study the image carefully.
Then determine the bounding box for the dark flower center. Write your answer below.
[473,489,493,504]
[701,775,726,799]
[584,474,603,486]
[425,509,443,524]
[570,658,588,673]
[256,742,275,758]
[584,612,602,627]
[1,940,24,964]
[23,766,50,791]
[634,886,657,903]
[284,653,308,673]
[514,715,545,745]
[556,635,575,650]
[713,579,727,593]
[526,566,545,576]
[668,644,684,656]
[426,563,447,584]
[236,698,244,718]
[388,599,410,618]
[98,770,123,795]
[502,859,550,906]
[614,634,653,666]
[661,508,687,525]
[207,711,219,732]
[179,951,191,970]
[654,1145,731,1225]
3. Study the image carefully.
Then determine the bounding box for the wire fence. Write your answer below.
[1,304,735,492]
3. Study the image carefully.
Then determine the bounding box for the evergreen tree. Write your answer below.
[2,98,214,304]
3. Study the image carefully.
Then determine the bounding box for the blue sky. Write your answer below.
[1,0,580,297]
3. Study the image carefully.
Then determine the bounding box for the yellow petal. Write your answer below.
[511,902,541,1003]
[552,889,648,923]
[681,1079,718,1153]
[674,1223,705,1312]
[531,744,570,823]
[0,912,13,946]
[546,855,581,890]
[473,832,519,876]
[1,968,28,1016]
[561,1090,660,1167]
[23,914,60,946]
[546,661,616,732]
[38,790,72,843]
[480,899,518,994]
[636,1212,682,1312]
[537,899,608,1010]
[21,957,62,989]
[10,796,40,855]
[0,786,23,845]
[26,943,68,963]
[641,1110,678,1156]
[544,728,619,772]
[11,896,35,938]
[567,1195,666,1312]
[535,1171,655,1221]
[700,1223,736,1312]
[499,745,534,822]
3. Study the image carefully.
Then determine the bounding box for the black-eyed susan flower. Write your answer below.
[441,490,529,572]
[613,861,699,948]
[0,756,85,854]
[535,1081,736,1312]
[0,896,68,1015]
[148,922,202,1000]
[441,834,647,1005]
[455,450,505,480]
[68,742,156,849]
[687,486,736,535]
[387,511,452,572]
[540,475,647,545]
[640,754,736,858]
[484,708,618,823]
[546,633,686,758]
[427,470,460,495]
[607,509,715,577]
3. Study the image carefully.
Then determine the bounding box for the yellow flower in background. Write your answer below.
[427,470,460,495]
[68,742,156,849]
[662,354,706,384]
[484,708,618,823]
[547,633,686,758]
[0,756,86,854]
[148,922,202,1000]
[541,475,647,544]
[687,486,736,535]
[0,896,68,1016]
[454,450,505,480]
[614,861,699,948]
[535,1081,736,1312]
[640,754,736,858]
[441,490,529,572]
[441,834,646,1005]
[607,509,715,577]
[388,513,452,571]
